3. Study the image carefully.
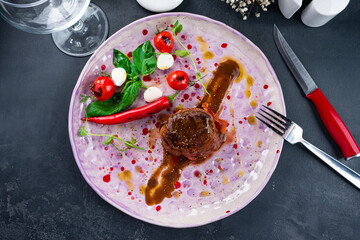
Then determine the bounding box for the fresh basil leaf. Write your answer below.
[120,81,140,110]
[128,64,139,80]
[113,49,132,74]
[132,41,157,75]
[141,56,157,76]
[120,80,134,94]
[175,50,189,58]
[103,136,115,146]
[174,24,183,34]
[86,92,123,117]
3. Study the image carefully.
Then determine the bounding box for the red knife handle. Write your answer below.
[306,88,360,159]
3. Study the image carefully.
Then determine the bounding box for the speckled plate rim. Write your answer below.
[68,12,286,228]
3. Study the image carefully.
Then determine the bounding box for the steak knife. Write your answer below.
[273,25,360,160]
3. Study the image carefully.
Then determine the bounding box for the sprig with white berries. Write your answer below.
[221,0,275,20]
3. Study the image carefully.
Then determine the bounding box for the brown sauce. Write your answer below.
[198,59,240,114]
[144,59,242,206]
[145,153,190,205]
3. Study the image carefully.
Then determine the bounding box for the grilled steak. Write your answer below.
[160,106,227,161]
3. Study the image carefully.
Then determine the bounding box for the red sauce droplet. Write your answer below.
[194,170,200,177]
[181,35,186,39]
[187,44,192,50]
[189,98,192,101]
[174,181,181,189]
[103,174,111,183]
[233,144,238,149]
[267,102,272,106]
[192,75,196,79]
[156,205,161,211]
[184,65,189,68]
[196,58,200,61]
[155,122,160,128]
[128,192,132,195]
[142,128,149,135]
[239,121,243,124]
[221,43,228,48]
[148,150,152,154]
[226,210,230,213]
[110,167,114,171]
[194,83,200,88]
[143,75,151,82]
[227,95,231,100]
[183,94,189,100]
[196,96,201,100]
[203,180,207,185]
[127,52,132,58]
[181,99,184,102]
[197,61,201,64]
[104,146,108,151]
[131,196,135,200]
[101,65,106,70]
[142,29,148,35]
[131,159,136,164]
[191,93,195,97]
[276,150,280,153]
[172,55,177,61]
[120,166,125,171]
[263,84,268,89]
[214,63,218,67]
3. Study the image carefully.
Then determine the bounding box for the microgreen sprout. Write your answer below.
[171,20,210,95]
[79,98,144,152]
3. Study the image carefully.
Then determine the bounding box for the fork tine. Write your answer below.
[262,105,291,124]
[256,116,284,136]
[258,111,286,131]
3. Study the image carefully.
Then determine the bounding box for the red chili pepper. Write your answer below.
[82,96,174,125]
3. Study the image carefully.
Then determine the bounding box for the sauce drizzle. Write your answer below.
[144,59,242,205]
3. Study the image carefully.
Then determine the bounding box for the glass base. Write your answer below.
[52,3,108,57]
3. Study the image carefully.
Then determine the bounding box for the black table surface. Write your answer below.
[1,0,359,239]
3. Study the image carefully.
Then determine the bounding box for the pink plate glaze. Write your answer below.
[68,13,285,228]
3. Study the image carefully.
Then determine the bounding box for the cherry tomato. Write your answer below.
[154,31,174,53]
[92,76,115,102]
[167,71,189,91]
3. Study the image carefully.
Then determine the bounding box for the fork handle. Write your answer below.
[306,88,360,160]
[301,139,360,189]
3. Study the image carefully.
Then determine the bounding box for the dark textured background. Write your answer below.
[0,0,359,239]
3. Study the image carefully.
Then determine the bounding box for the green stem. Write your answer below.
[140,82,148,89]
[167,91,181,103]
[81,101,144,151]
[173,32,210,95]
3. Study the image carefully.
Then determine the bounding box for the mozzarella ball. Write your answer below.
[157,53,174,70]
[144,87,163,103]
[111,68,127,86]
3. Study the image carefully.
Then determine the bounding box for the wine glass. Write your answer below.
[0,0,108,57]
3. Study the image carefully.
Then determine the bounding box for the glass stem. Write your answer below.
[72,20,85,32]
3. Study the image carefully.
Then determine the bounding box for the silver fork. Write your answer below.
[257,105,360,189]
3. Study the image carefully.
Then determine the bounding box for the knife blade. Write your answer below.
[273,24,360,160]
